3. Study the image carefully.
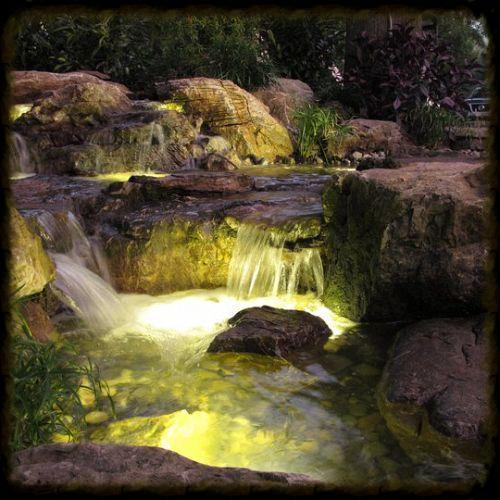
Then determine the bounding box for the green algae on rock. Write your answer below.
[9,207,55,299]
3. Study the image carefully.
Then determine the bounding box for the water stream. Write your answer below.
[9,132,37,179]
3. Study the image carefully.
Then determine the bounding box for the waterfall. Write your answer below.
[32,210,127,330]
[9,132,37,178]
[35,211,112,284]
[227,223,324,299]
[50,254,129,331]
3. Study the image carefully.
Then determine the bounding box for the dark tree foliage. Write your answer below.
[261,15,345,92]
[344,23,481,120]
[13,15,277,92]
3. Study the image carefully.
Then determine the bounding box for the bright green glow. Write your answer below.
[151,101,185,113]
[77,172,168,183]
[10,104,33,122]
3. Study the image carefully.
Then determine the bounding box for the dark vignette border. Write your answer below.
[0,0,497,498]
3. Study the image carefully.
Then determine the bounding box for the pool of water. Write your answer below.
[54,288,486,490]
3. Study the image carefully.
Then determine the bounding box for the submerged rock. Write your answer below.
[208,306,331,357]
[158,77,294,162]
[322,161,488,321]
[377,316,492,464]
[11,443,319,494]
[9,207,55,299]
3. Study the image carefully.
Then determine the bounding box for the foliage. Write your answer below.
[402,103,465,148]
[10,294,114,451]
[344,23,481,120]
[13,14,276,92]
[261,16,345,92]
[294,104,354,163]
[434,13,488,68]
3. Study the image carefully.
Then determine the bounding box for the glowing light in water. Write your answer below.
[227,223,324,299]
[81,172,168,183]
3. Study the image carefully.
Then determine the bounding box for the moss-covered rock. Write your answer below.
[322,161,488,321]
[9,207,55,299]
[105,218,236,294]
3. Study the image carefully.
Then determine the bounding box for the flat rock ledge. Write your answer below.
[10,443,321,495]
[208,306,332,357]
[377,315,492,464]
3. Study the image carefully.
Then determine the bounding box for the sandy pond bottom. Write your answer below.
[56,288,485,489]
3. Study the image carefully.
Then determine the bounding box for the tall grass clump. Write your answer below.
[402,104,466,148]
[10,292,114,451]
[294,104,354,163]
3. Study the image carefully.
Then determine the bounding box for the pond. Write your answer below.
[54,288,485,490]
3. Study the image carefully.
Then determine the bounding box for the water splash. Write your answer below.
[31,210,125,330]
[227,223,324,299]
[50,253,129,330]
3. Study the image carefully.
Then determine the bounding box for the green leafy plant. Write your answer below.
[294,104,354,163]
[10,293,114,451]
[402,104,466,148]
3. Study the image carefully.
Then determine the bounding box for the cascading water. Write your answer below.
[9,132,37,179]
[227,223,324,299]
[51,253,129,330]
[32,210,128,329]
[35,211,112,284]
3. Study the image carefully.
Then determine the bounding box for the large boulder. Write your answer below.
[9,70,131,105]
[322,161,488,321]
[208,306,331,357]
[10,443,319,494]
[252,78,314,129]
[344,119,418,157]
[377,316,492,464]
[9,207,55,300]
[157,77,294,162]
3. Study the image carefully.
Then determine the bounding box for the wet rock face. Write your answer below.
[322,161,488,321]
[158,77,294,162]
[10,71,197,174]
[377,316,490,463]
[208,306,332,357]
[10,443,319,495]
[9,207,55,299]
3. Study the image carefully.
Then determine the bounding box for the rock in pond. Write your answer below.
[377,316,492,464]
[322,160,489,321]
[10,443,320,494]
[9,207,55,300]
[208,306,332,357]
[157,77,294,162]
